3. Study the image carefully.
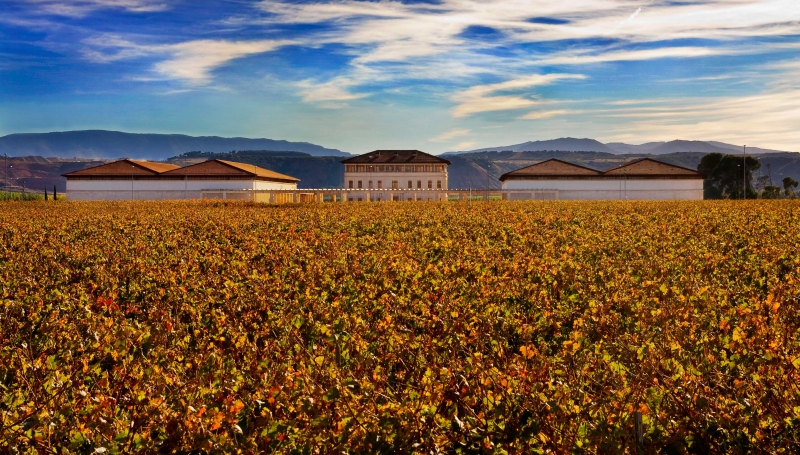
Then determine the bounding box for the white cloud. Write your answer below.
[25,0,169,16]
[296,77,368,107]
[451,74,585,118]
[518,109,580,120]
[82,35,292,85]
[429,128,470,142]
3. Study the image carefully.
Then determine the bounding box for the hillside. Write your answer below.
[451,138,617,154]
[0,130,349,160]
[5,150,799,194]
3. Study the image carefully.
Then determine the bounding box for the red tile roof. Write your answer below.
[64,159,299,183]
[500,158,704,181]
[342,150,451,165]
[62,159,180,177]
[160,160,299,182]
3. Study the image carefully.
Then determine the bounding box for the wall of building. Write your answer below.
[343,171,449,191]
[66,179,296,200]
[501,178,703,200]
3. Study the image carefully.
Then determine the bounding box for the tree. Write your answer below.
[783,177,798,197]
[761,186,782,199]
[697,153,761,199]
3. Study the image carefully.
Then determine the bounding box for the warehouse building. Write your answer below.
[499,158,704,200]
[64,159,299,200]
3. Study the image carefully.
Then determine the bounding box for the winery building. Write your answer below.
[64,159,299,200]
[499,158,704,200]
[341,150,451,201]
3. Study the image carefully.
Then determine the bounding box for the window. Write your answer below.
[405,165,413,172]
[437,180,442,189]
[348,180,353,189]
[358,180,363,189]
[408,180,412,188]
[368,166,374,172]
[392,180,398,189]
[368,180,373,189]
[425,165,431,172]
[358,165,365,172]
[378,180,382,189]
[428,180,432,189]
[417,180,421,189]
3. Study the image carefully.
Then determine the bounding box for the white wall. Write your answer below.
[502,178,703,200]
[66,179,296,200]
[344,171,448,190]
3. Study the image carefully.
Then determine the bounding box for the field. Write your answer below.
[1,201,799,453]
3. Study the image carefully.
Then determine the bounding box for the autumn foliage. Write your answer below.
[1,200,799,453]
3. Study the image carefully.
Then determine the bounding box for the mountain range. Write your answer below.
[0,130,349,159]
[449,138,793,156]
[1,130,797,194]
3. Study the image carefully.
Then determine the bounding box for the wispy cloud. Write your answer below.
[451,74,585,118]
[25,0,169,16]
[429,128,470,142]
[518,109,582,120]
[82,35,292,85]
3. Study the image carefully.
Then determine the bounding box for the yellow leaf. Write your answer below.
[314,356,324,366]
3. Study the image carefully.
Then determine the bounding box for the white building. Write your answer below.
[499,158,704,200]
[64,159,299,200]
[341,150,451,201]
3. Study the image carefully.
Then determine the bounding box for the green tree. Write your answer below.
[761,186,782,199]
[783,177,798,197]
[697,153,761,199]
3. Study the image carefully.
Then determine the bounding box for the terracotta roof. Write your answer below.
[342,150,451,165]
[63,159,180,177]
[160,159,299,182]
[500,157,705,181]
[602,158,704,176]
[499,159,602,181]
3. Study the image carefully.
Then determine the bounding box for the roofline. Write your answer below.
[602,157,704,176]
[161,159,300,182]
[61,158,174,177]
[341,150,452,165]
[498,158,602,181]
[499,157,706,181]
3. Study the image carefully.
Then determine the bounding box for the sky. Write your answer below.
[1,0,799,154]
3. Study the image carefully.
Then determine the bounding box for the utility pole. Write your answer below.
[743,145,747,199]
[3,153,7,191]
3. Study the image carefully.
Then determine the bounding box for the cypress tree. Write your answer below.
[44,188,48,201]
[54,185,57,200]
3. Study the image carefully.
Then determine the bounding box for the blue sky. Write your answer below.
[1,0,799,154]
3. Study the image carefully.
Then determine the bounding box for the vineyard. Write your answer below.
[1,200,799,453]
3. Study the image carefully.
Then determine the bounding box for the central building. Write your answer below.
[341,150,451,201]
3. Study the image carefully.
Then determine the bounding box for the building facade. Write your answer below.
[64,159,299,200]
[500,158,704,200]
[341,150,451,201]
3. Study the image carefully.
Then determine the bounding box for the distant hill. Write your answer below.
[0,130,349,160]
[448,138,617,154]
[453,138,796,156]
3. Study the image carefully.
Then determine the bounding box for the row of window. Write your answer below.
[345,165,446,173]
[348,179,443,189]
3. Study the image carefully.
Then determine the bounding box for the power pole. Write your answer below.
[743,145,747,199]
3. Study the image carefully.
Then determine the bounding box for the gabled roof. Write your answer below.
[499,159,602,181]
[63,159,180,177]
[500,157,705,181]
[342,150,451,165]
[602,158,704,176]
[160,159,299,182]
